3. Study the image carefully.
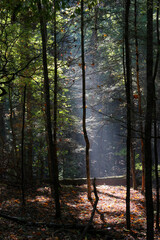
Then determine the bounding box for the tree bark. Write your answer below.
[53,0,61,218]
[153,1,160,230]
[145,0,154,238]
[26,85,33,184]
[21,85,26,206]
[130,142,137,189]
[124,0,131,230]
[134,0,145,193]
[38,0,60,218]
[81,0,91,200]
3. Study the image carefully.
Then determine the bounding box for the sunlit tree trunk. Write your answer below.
[124,0,131,230]
[81,0,91,200]
[145,0,154,238]
[38,0,60,218]
[134,0,145,193]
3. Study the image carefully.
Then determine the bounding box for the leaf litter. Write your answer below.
[0,184,159,239]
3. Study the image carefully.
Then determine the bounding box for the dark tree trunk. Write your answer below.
[8,87,18,170]
[134,0,145,193]
[124,0,131,230]
[27,86,33,184]
[154,119,159,230]
[81,0,91,200]
[145,0,154,238]
[21,85,26,206]
[0,101,6,144]
[153,1,160,230]
[130,143,137,190]
[53,0,61,218]
[38,0,60,218]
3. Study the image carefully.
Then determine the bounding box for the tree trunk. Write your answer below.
[53,0,61,217]
[21,85,26,206]
[130,142,137,189]
[26,85,33,184]
[153,1,160,230]
[124,0,131,230]
[154,119,159,230]
[8,86,19,175]
[81,0,91,200]
[38,0,60,218]
[134,0,145,193]
[145,0,154,238]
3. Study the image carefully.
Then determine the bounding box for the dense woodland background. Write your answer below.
[0,0,160,239]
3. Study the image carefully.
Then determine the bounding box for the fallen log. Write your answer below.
[61,176,126,186]
[0,211,94,229]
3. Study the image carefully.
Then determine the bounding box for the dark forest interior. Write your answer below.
[0,0,160,239]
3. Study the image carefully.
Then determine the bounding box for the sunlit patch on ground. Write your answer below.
[0,184,159,239]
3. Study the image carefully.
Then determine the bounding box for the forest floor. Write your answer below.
[0,183,159,240]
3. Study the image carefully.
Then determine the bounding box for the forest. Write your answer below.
[0,0,160,239]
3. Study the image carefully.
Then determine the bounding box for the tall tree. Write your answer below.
[153,0,160,230]
[145,0,154,238]
[53,0,61,217]
[38,0,60,218]
[26,83,33,184]
[124,0,131,230]
[21,85,26,206]
[81,0,91,200]
[134,0,145,193]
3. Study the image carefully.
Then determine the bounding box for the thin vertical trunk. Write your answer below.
[38,0,60,218]
[134,0,145,193]
[53,0,61,217]
[21,85,26,206]
[8,87,19,172]
[81,0,91,200]
[27,86,33,184]
[154,119,159,230]
[0,101,6,144]
[124,0,131,230]
[153,1,160,230]
[145,0,154,238]
[130,143,137,189]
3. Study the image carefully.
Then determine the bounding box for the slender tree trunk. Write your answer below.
[145,0,154,238]
[124,0,131,230]
[134,0,145,193]
[27,86,33,184]
[8,87,19,172]
[21,85,26,206]
[154,118,159,230]
[0,101,6,144]
[0,100,6,176]
[38,0,60,218]
[153,1,160,230]
[130,143,137,189]
[81,0,91,200]
[53,0,61,217]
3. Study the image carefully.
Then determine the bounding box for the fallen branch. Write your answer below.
[79,178,99,240]
[0,211,95,229]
